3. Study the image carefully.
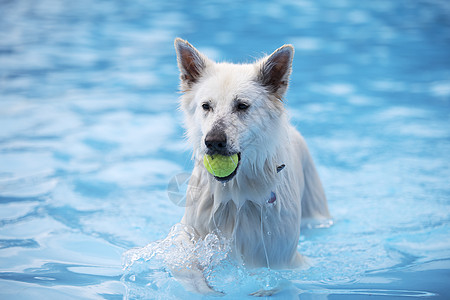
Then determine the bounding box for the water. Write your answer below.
[1,0,449,299]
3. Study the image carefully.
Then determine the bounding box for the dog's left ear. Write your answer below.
[258,45,294,99]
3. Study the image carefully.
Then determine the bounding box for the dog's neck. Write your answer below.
[203,145,288,211]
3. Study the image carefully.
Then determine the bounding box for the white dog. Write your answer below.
[172,38,331,295]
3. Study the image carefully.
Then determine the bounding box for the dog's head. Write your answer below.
[175,38,294,182]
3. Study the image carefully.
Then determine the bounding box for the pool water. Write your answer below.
[1,0,449,299]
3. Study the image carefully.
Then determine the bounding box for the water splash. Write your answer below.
[123,223,230,271]
[122,223,232,297]
[121,223,292,297]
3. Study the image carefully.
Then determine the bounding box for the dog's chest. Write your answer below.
[207,191,299,265]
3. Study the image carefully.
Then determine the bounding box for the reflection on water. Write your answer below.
[0,0,449,299]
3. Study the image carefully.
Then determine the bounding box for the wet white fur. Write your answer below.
[173,38,331,294]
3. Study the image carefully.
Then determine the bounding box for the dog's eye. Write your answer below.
[236,103,249,111]
[202,103,211,111]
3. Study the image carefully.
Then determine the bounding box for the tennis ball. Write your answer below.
[203,153,239,178]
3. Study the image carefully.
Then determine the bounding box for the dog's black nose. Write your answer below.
[205,130,227,152]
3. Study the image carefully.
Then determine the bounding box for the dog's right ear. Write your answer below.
[174,38,209,89]
[258,44,294,99]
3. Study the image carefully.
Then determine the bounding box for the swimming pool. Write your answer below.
[1,0,449,299]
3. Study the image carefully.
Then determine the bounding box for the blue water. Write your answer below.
[1,0,449,299]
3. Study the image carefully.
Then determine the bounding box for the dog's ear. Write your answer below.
[258,45,294,98]
[174,38,210,89]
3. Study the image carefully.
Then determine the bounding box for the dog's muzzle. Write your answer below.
[204,128,241,182]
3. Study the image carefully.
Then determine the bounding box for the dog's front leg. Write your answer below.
[168,226,222,296]
[171,265,221,295]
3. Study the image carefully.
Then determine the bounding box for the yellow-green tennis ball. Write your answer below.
[203,153,238,178]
